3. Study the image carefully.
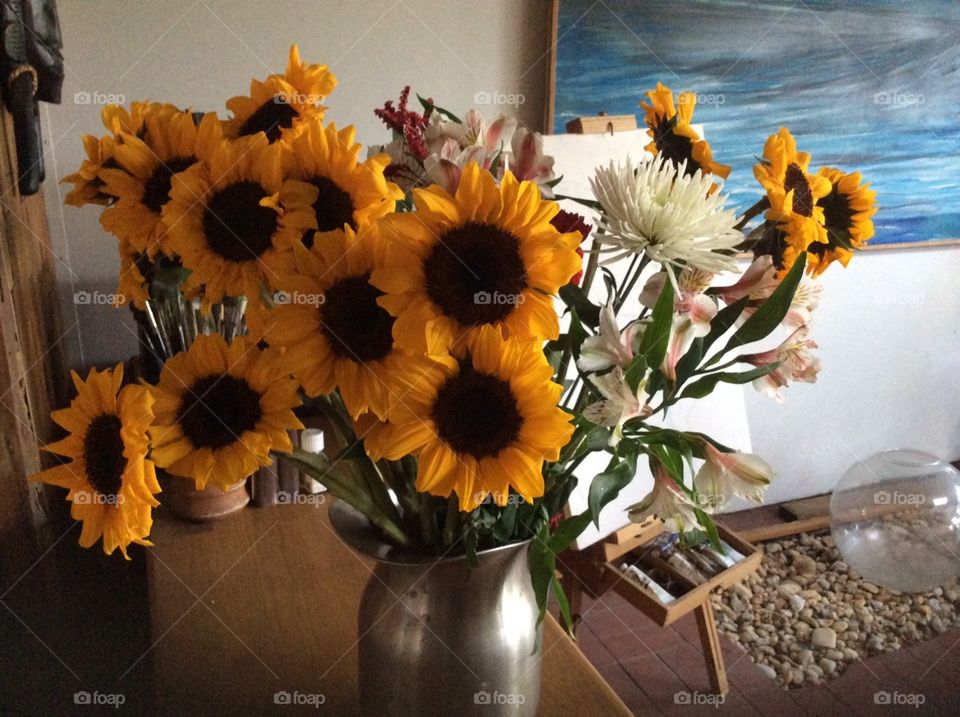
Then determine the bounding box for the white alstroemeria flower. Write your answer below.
[577,301,644,373]
[582,366,651,444]
[742,325,821,401]
[783,278,823,328]
[628,461,699,533]
[694,443,773,510]
[589,156,742,284]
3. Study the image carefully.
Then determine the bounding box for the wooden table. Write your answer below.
[146,500,631,716]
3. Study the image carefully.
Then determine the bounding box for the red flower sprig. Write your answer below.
[375,86,431,160]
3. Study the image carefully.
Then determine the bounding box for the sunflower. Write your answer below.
[148,334,303,491]
[225,44,337,145]
[251,225,423,419]
[363,325,573,511]
[372,162,581,355]
[754,128,832,248]
[641,82,730,179]
[114,240,151,309]
[63,134,119,207]
[30,364,160,558]
[99,112,222,257]
[162,136,315,305]
[63,102,190,208]
[806,167,877,276]
[751,217,815,278]
[282,120,402,249]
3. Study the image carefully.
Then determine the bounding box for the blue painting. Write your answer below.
[551,0,960,247]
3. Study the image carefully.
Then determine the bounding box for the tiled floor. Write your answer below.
[574,590,960,715]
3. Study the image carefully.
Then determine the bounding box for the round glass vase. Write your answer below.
[330,499,542,717]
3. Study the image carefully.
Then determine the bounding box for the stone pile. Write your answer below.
[712,531,960,688]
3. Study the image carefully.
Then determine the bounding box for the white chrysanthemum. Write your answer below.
[590,156,742,282]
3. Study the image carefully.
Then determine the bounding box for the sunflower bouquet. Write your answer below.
[36,48,875,626]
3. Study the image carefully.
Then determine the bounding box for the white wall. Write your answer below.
[42,0,550,368]
[747,245,960,502]
[40,0,960,504]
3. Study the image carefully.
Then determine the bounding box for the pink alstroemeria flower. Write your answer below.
[508,127,556,196]
[742,325,821,401]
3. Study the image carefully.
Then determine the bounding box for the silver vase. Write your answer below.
[330,500,542,717]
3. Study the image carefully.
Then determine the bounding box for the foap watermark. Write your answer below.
[274,91,323,106]
[874,690,926,708]
[474,290,524,306]
[274,290,325,307]
[679,92,725,107]
[74,290,123,305]
[874,490,926,506]
[473,90,526,109]
[674,690,725,708]
[275,491,326,507]
[874,90,924,107]
[74,491,124,506]
[74,691,125,708]
[474,690,526,706]
[273,690,326,708]
[74,91,126,106]
[475,491,527,508]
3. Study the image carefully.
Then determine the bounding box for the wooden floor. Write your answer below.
[575,590,960,715]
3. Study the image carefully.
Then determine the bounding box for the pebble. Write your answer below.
[758,664,777,680]
[789,594,806,612]
[812,627,837,649]
[819,658,837,673]
[792,555,817,576]
[778,581,802,597]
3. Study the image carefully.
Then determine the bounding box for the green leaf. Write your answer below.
[647,444,684,484]
[529,523,557,629]
[552,573,574,631]
[713,254,806,360]
[624,353,648,393]
[701,297,748,355]
[559,284,601,328]
[639,279,674,369]
[678,363,781,400]
[694,508,724,551]
[417,94,461,123]
[493,501,518,542]
[587,458,637,528]
[547,512,592,554]
[672,337,703,386]
[553,193,603,211]
[568,308,590,360]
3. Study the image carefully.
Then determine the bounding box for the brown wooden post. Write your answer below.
[694,598,729,695]
[0,108,67,538]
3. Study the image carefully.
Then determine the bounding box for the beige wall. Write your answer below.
[43,0,552,368]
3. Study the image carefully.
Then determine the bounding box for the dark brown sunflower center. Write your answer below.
[83,413,126,498]
[203,181,278,262]
[300,176,356,249]
[817,187,854,250]
[432,367,522,460]
[177,374,263,450]
[142,156,196,214]
[784,164,813,217]
[423,221,527,327]
[238,95,298,143]
[753,224,789,271]
[320,273,394,362]
[652,115,698,177]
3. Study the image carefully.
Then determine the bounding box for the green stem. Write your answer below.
[418,493,440,549]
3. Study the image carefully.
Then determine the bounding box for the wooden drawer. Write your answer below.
[601,522,761,626]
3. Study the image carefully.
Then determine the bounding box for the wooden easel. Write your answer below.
[559,519,761,695]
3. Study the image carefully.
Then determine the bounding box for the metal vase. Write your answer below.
[330,500,542,717]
